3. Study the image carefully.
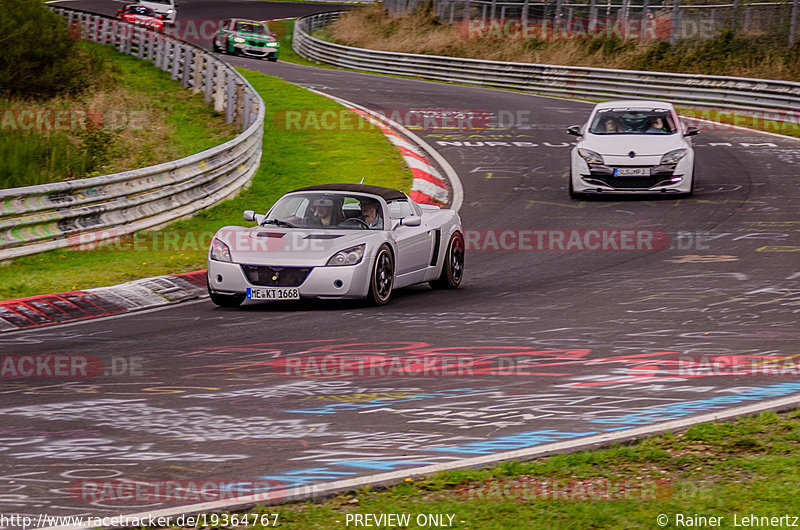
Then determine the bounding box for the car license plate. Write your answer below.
[614,167,651,177]
[247,287,300,300]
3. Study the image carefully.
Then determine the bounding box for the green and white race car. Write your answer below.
[213,19,279,61]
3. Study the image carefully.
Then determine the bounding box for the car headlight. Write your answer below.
[327,244,365,266]
[233,37,246,43]
[210,238,232,262]
[266,42,279,47]
[661,149,687,165]
[577,148,604,164]
[166,8,174,13]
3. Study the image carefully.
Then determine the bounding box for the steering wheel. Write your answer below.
[338,218,370,228]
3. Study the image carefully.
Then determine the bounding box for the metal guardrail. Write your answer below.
[294,11,800,120]
[0,8,265,261]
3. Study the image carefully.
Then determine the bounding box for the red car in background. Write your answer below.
[116,4,165,31]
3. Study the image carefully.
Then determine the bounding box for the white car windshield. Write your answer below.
[589,109,676,135]
[264,193,384,230]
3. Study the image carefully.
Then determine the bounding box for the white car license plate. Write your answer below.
[614,167,651,177]
[247,287,300,301]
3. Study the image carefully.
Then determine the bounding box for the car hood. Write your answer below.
[582,134,687,156]
[214,226,374,266]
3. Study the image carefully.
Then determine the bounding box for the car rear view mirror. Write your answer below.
[243,210,256,222]
[684,126,699,136]
[566,125,582,136]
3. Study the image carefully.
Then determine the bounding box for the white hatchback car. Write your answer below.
[567,100,698,198]
[138,0,177,23]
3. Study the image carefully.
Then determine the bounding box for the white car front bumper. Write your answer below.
[570,149,694,195]
[207,258,373,300]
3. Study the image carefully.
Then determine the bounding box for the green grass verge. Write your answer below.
[157,408,800,529]
[0,42,237,188]
[0,68,410,300]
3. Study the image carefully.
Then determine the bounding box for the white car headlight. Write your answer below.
[577,148,604,164]
[327,244,365,266]
[661,149,687,165]
[266,42,279,47]
[210,238,232,262]
[233,37,246,43]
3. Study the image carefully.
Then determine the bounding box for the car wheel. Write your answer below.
[207,278,244,308]
[367,245,394,306]
[268,57,278,62]
[212,39,220,53]
[429,232,464,289]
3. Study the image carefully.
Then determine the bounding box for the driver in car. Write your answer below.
[357,198,383,229]
[305,197,343,227]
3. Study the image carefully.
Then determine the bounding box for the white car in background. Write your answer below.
[567,100,699,198]
[138,0,177,23]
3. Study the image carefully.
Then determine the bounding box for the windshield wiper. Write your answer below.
[261,219,297,228]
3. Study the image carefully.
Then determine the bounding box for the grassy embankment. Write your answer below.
[0,62,410,299]
[0,42,237,189]
[157,407,800,529]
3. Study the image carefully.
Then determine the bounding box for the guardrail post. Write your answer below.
[193,53,203,94]
[214,67,226,114]
[181,46,192,88]
[225,74,236,123]
[243,90,251,130]
[136,27,145,59]
[204,59,215,103]
[235,82,245,129]
[124,24,133,55]
[171,42,182,81]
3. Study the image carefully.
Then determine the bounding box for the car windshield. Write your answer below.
[235,22,269,35]
[128,6,156,15]
[264,193,385,230]
[145,0,172,4]
[589,108,677,135]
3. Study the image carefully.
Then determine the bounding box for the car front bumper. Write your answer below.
[232,42,279,58]
[207,258,372,300]
[570,150,694,194]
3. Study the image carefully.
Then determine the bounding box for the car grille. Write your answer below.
[587,175,674,189]
[241,265,312,287]
[247,40,265,47]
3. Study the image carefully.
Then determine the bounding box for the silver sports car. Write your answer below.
[206,184,464,306]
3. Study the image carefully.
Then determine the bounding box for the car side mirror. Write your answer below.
[399,215,422,227]
[117,9,123,14]
[243,210,256,222]
[684,126,699,136]
[566,125,582,136]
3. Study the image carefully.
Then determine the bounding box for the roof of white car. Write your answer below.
[594,100,675,110]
